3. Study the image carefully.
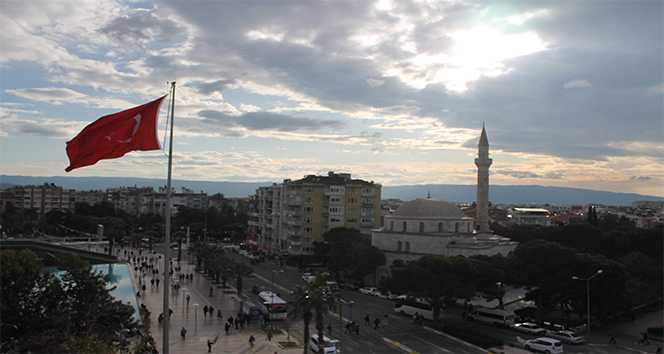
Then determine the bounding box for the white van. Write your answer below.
[467,308,516,326]
[524,337,563,353]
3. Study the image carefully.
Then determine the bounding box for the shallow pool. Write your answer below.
[92,263,140,322]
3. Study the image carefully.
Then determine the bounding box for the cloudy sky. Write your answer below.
[1,0,662,197]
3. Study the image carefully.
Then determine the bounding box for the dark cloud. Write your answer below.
[193,80,237,95]
[630,176,652,181]
[99,9,185,50]
[197,110,345,132]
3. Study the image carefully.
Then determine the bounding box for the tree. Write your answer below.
[381,255,477,328]
[314,227,386,282]
[288,273,340,353]
[231,262,254,295]
[0,249,136,353]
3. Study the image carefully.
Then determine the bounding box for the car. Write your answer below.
[510,322,547,336]
[170,243,179,249]
[374,291,398,300]
[339,282,360,290]
[358,287,378,295]
[309,334,339,354]
[302,273,316,282]
[524,337,563,354]
[547,330,585,344]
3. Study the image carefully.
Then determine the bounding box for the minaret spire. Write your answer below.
[474,123,492,233]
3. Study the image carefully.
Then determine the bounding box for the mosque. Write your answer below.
[371,125,518,279]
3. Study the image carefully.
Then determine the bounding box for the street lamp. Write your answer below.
[181,288,187,313]
[193,303,199,334]
[271,269,284,330]
[572,269,603,341]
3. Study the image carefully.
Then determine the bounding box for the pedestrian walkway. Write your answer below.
[125,247,290,354]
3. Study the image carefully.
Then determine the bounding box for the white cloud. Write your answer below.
[563,79,592,89]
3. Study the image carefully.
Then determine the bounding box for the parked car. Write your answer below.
[358,287,378,295]
[524,337,563,353]
[547,330,585,344]
[339,282,360,290]
[510,322,547,336]
[374,291,398,300]
[309,334,339,354]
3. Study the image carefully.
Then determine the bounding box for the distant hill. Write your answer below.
[1,175,661,206]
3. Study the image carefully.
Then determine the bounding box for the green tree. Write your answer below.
[381,255,477,328]
[314,227,385,282]
[231,262,254,295]
[288,273,341,353]
[0,249,136,353]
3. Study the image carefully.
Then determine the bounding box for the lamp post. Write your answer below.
[181,288,187,313]
[193,304,199,334]
[271,269,283,330]
[572,269,603,341]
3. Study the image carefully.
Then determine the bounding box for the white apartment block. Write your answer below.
[5,184,76,215]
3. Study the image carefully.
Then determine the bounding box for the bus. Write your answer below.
[257,291,288,320]
[394,299,442,321]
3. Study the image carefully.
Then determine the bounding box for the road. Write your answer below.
[167,245,643,354]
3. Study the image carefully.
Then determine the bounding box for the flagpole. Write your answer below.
[163,81,176,354]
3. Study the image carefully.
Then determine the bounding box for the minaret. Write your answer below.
[474,124,492,232]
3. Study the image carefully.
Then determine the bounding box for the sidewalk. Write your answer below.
[128,248,290,354]
[590,308,663,353]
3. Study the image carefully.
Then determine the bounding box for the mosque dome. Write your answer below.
[391,197,467,219]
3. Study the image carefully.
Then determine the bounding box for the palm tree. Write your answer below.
[231,262,254,295]
[288,285,315,354]
[289,273,341,353]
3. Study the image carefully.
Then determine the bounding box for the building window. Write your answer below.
[362,188,373,194]
[361,218,373,224]
[304,227,314,233]
[330,196,342,203]
[402,221,407,232]
[348,198,358,204]
[347,188,357,193]
[304,197,314,204]
[303,237,313,243]
[397,241,402,251]
[347,207,358,213]
[419,222,424,233]
[455,223,459,232]
[390,220,394,230]
[330,217,341,223]
[329,206,344,215]
[346,218,358,223]
[438,222,443,232]
[304,187,314,193]
[405,242,410,252]
[330,187,344,193]
[304,207,314,213]
[304,217,313,224]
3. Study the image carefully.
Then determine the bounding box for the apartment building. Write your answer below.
[248,171,382,256]
[105,186,208,215]
[3,183,76,215]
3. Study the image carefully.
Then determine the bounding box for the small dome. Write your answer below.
[391,197,466,219]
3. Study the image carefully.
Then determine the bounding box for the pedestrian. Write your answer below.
[156,278,160,287]
[207,339,213,352]
[609,332,617,345]
[203,305,208,318]
[328,322,333,335]
[235,317,240,329]
[225,322,231,335]
[644,331,650,345]
[180,327,187,340]
[267,331,273,342]
[151,278,155,288]
[209,305,215,318]
[217,309,223,320]
[656,340,662,354]
[374,317,380,330]
[345,321,351,333]
[638,333,644,345]
[364,314,370,326]
[382,313,389,328]
[249,335,256,348]
[227,316,234,327]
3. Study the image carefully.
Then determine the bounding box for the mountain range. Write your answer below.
[1,175,661,206]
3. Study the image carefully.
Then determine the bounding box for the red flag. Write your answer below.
[65,95,167,172]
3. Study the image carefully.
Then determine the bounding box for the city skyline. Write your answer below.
[1,1,662,197]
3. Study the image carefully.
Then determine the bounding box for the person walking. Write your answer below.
[180,327,187,340]
[609,332,617,345]
[209,305,215,319]
[327,322,333,335]
[643,331,650,345]
[203,305,208,318]
[655,340,662,354]
[364,314,370,326]
[224,322,231,335]
[373,317,380,330]
[207,339,213,352]
[217,309,223,320]
[249,335,256,348]
[267,331,273,343]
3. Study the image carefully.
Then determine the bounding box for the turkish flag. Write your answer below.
[65,95,167,172]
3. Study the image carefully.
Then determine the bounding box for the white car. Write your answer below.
[547,330,585,344]
[524,337,563,354]
[358,287,378,295]
[309,334,339,354]
[374,291,398,300]
[510,322,547,336]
